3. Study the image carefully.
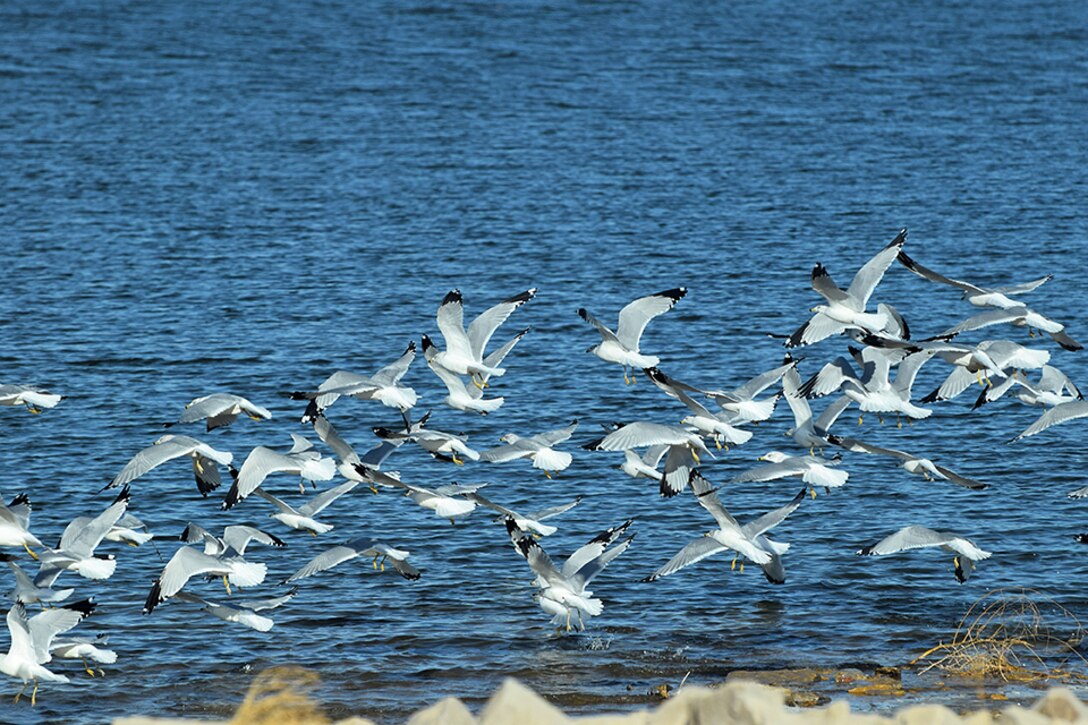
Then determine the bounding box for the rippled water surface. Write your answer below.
[2,1,1088,723]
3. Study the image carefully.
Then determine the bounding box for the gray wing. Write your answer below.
[479,442,534,463]
[811,264,850,305]
[155,546,230,600]
[236,589,299,612]
[253,488,298,515]
[814,395,854,434]
[1011,400,1088,442]
[1038,365,1081,397]
[285,545,364,582]
[464,491,517,518]
[466,289,536,360]
[832,437,912,461]
[892,350,935,398]
[690,473,741,530]
[942,307,1031,337]
[570,535,634,590]
[588,422,691,451]
[531,421,579,448]
[520,539,564,586]
[858,525,951,555]
[299,480,360,517]
[178,394,237,424]
[29,602,94,663]
[660,444,697,497]
[615,288,687,350]
[896,250,982,294]
[642,536,730,582]
[481,327,530,371]
[932,464,989,491]
[525,496,583,522]
[231,446,301,501]
[798,358,859,398]
[312,416,361,466]
[992,275,1052,295]
[560,521,634,580]
[370,341,417,387]
[360,440,402,467]
[578,308,620,343]
[58,487,130,558]
[731,459,808,483]
[845,230,906,309]
[435,289,472,359]
[110,437,198,488]
[727,360,796,402]
[742,489,806,538]
[222,525,286,556]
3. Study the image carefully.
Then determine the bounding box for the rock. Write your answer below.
[785,689,830,708]
[835,669,868,685]
[479,678,570,725]
[726,667,829,687]
[333,718,378,725]
[998,708,1055,725]
[1033,688,1088,721]
[407,696,476,725]
[893,704,964,725]
[646,685,713,725]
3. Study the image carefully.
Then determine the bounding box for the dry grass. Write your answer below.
[911,588,1088,683]
[230,666,330,725]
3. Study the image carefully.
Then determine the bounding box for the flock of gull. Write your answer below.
[2,229,1086,705]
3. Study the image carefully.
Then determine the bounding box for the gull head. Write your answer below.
[499,433,521,444]
[758,451,790,463]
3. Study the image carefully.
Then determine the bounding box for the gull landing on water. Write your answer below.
[857,525,991,583]
[2,599,96,706]
[578,287,687,385]
[786,229,906,348]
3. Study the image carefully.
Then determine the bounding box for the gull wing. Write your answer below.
[525,496,584,522]
[932,464,989,491]
[1011,399,1088,442]
[359,440,402,468]
[1037,365,1081,398]
[896,250,982,295]
[892,350,936,398]
[178,394,236,424]
[814,395,853,434]
[810,263,850,305]
[516,538,564,587]
[285,545,364,582]
[58,487,130,558]
[941,307,1032,337]
[585,422,691,451]
[465,491,518,518]
[299,480,359,517]
[691,473,740,530]
[221,525,286,556]
[832,436,911,461]
[731,458,809,483]
[479,441,535,463]
[435,290,473,359]
[561,521,634,580]
[146,546,231,611]
[236,588,299,611]
[724,360,797,402]
[467,289,536,361]
[858,525,958,555]
[786,312,850,348]
[569,535,634,590]
[798,358,859,398]
[531,421,579,448]
[370,341,417,387]
[615,288,687,351]
[223,446,301,508]
[992,275,1053,295]
[29,600,95,663]
[577,308,620,343]
[110,436,201,488]
[253,488,299,515]
[312,416,361,466]
[642,536,730,582]
[742,489,806,538]
[660,444,697,497]
[845,229,907,310]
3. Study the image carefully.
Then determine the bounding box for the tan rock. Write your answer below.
[960,711,995,725]
[998,707,1055,725]
[113,720,228,725]
[574,713,651,725]
[1033,688,1088,722]
[406,697,476,725]
[333,718,378,725]
[646,685,714,725]
[892,704,963,725]
[479,678,571,725]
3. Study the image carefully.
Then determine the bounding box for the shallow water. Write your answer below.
[2,0,1088,723]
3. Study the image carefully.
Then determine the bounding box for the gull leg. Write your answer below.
[739,562,745,573]
[222,575,232,596]
[731,557,737,571]
[450,518,456,526]
[27,405,42,414]
[878,415,884,425]
[14,681,28,704]
[372,556,379,570]
[897,417,902,429]
[23,543,38,561]
[544,470,552,480]
[380,556,386,572]
[857,414,863,426]
[623,368,631,385]
[452,453,463,466]
[692,450,701,465]
[809,487,817,500]
[809,446,815,456]
[566,609,572,632]
[31,680,38,706]
[369,485,379,494]
[83,657,95,678]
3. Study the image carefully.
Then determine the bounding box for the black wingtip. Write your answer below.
[785,322,808,349]
[143,581,162,615]
[1074,534,1088,545]
[420,334,436,352]
[268,533,288,548]
[404,340,416,353]
[441,289,462,306]
[286,391,310,401]
[576,308,591,322]
[857,545,875,556]
[887,228,908,248]
[221,482,242,511]
[300,399,321,423]
[8,493,31,508]
[582,437,605,451]
[657,287,687,302]
[111,484,132,507]
[812,263,830,280]
[920,388,941,405]
[505,288,537,305]
[63,597,97,617]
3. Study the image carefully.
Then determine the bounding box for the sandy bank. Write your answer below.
[112,677,1088,725]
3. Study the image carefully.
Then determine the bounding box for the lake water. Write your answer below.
[2,0,1087,722]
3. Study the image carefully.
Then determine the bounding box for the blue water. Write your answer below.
[2,0,1088,722]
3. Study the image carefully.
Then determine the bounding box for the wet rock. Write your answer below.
[1032,688,1088,721]
[480,678,571,725]
[874,666,901,682]
[785,689,830,708]
[406,696,476,725]
[726,667,830,687]
[835,669,868,685]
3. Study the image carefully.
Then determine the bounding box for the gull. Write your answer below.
[583,422,713,497]
[645,368,753,448]
[50,635,116,678]
[175,589,298,632]
[35,486,131,587]
[469,492,583,538]
[644,473,804,584]
[386,481,485,524]
[106,434,234,497]
[1010,399,1088,443]
[1,555,73,607]
[973,365,1082,410]
[285,538,420,583]
[429,288,537,388]
[143,541,268,615]
[0,385,63,414]
[922,340,1050,404]
[620,445,669,481]
[781,365,852,453]
[731,451,849,495]
[221,434,337,509]
[290,341,418,426]
[578,288,687,384]
[479,420,578,477]
[312,414,404,492]
[104,513,155,547]
[374,419,480,465]
[168,393,272,431]
[0,494,41,560]
[1,598,96,705]
[798,347,935,424]
[857,525,991,583]
[513,521,634,632]
[830,436,987,490]
[421,326,530,415]
[701,357,797,423]
[897,251,1081,351]
[252,482,360,535]
[786,229,906,348]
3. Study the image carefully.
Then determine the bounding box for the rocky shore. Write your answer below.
[112,676,1088,725]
